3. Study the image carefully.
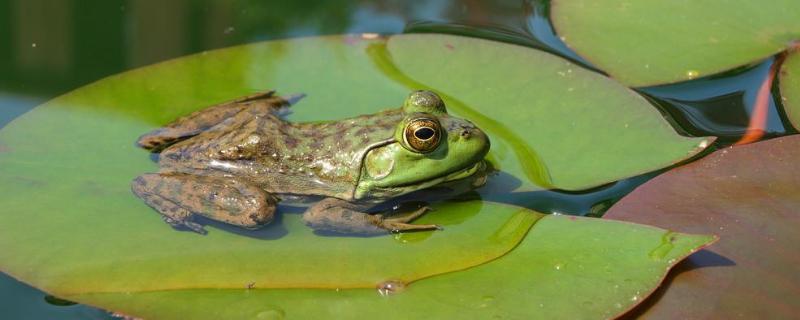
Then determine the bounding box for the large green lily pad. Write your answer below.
[606,135,800,318]
[67,215,713,320]
[551,0,800,87]
[0,34,714,318]
[780,50,800,129]
[384,34,712,190]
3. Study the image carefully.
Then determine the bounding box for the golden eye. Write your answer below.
[403,118,441,153]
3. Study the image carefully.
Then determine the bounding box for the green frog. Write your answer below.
[132,90,490,235]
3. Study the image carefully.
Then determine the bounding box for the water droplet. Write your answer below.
[256,307,285,320]
[377,280,406,296]
[31,43,37,48]
[686,70,700,79]
[554,262,564,270]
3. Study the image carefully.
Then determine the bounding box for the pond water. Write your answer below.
[0,1,793,318]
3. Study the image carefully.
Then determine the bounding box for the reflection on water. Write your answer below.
[0,0,792,318]
[641,58,795,142]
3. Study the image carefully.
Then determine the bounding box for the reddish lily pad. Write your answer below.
[606,135,800,318]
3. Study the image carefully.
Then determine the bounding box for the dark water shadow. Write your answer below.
[194,206,291,240]
[639,58,791,144]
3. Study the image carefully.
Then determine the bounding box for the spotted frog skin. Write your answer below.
[132,90,490,235]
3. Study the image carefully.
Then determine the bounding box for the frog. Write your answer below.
[131,89,490,235]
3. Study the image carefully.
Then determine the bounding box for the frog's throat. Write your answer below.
[352,160,486,201]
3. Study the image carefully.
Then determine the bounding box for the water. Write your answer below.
[0,0,791,318]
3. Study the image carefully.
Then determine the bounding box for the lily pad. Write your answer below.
[605,135,800,318]
[65,215,713,320]
[384,34,712,190]
[0,34,714,318]
[551,0,800,87]
[780,50,800,129]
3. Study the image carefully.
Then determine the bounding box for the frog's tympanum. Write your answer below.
[132,90,490,235]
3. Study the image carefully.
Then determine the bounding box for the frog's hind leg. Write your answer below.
[302,198,440,235]
[137,90,303,151]
[131,173,277,234]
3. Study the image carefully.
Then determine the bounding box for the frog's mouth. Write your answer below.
[441,160,487,183]
[354,159,488,201]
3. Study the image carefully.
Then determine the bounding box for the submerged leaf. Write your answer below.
[551,0,800,86]
[606,135,800,318]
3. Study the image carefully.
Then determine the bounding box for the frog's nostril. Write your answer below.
[460,129,471,138]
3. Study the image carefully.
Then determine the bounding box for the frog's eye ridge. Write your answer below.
[403,117,441,153]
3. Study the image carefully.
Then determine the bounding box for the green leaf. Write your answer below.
[383,34,712,190]
[780,51,800,129]
[605,135,800,318]
[551,0,800,87]
[0,35,713,318]
[67,215,713,320]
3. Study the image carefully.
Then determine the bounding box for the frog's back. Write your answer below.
[158,109,404,201]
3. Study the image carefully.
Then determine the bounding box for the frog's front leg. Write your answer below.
[131,173,277,234]
[303,198,441,235]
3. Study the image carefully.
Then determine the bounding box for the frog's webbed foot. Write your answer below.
[136,90,302,151]
[380,206,442,232]
[303,198,440,235]
[131,178,209,234]
[162,213,208,235]
[131,173,277,234]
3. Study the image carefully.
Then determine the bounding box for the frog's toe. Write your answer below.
[387,206,431,223]
[379,206,441,232]
[162,215,207,235]
[380,220,441,233]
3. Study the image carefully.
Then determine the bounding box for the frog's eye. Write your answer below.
[403,117,442,153]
